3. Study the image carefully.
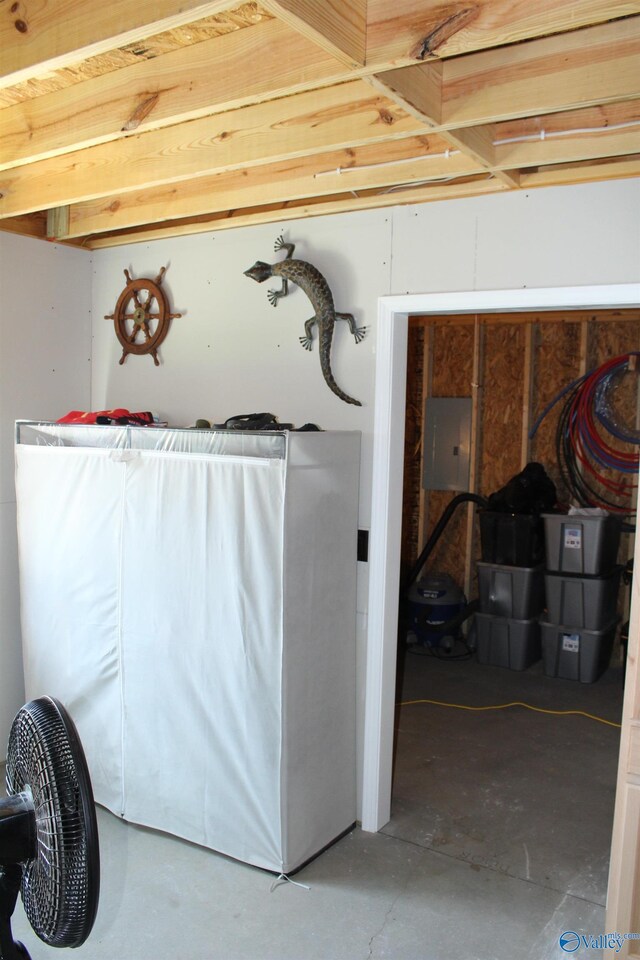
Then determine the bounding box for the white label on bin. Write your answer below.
[564,527,582,549]
[562,633,580,653]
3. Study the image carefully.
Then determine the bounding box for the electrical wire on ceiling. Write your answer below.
[398,698,621,729]
[529,351,640,513]
[313,149,462,179]
[492,118,640,147]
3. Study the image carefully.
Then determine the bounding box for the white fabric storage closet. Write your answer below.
[15,422,360,874]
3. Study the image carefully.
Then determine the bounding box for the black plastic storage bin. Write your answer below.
[540,618,618,683]
[477,562,545,620]
[479,512,545,567]
[544,566,622,630]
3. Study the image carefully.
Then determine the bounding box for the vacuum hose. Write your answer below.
[404,492,488,592]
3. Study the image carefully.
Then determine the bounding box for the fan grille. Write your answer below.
[5,697,99,947]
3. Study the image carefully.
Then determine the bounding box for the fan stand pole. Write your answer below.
[0,866,31,960]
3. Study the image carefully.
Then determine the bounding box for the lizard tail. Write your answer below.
[320,348,362,406]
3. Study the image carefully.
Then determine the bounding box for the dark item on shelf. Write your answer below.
[479,511,545,567]
[486,461,557,515]
[244,236,366,406]
[213,413,294,431]
[105,266,182,366]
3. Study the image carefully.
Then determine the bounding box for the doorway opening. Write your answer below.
[388,307,639,907]
[361,283,640,836]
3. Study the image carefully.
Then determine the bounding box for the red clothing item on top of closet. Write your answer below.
[57,409,155,425]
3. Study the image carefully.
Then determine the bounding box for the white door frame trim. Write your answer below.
[361,282,640,833]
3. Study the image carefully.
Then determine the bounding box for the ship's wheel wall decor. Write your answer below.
[105,266,182,365]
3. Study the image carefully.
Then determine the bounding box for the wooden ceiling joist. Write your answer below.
[0,81,429,219]
[64,135,480,239]
[0,0,240,89]
[364,0,640,62]
[493,101,640,170]
[7,15,636,176]
[520,155,640,189]
[1,1,639,247]
[366,63,443,126]
[441,17,640,127]
[260,0,366,67]
[0,18,345,170]
[86,175,508,249]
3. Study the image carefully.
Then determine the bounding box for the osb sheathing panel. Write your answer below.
[422,324,475,588]
[402,325,425,572]
[530,320,582,506]
[480,324,526,498]
[0,3,270,106]
[590,318,640,366]
[403,313,638,602]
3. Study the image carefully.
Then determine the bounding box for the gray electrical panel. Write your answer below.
[423,397,472,491]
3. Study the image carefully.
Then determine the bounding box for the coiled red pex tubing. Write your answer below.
[530,352,639,513]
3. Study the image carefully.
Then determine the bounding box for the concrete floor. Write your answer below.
[4,651,623,960]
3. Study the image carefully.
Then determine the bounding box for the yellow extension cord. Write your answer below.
[397,698,622,729]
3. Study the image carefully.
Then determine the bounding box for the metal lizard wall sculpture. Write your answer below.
[244,236,366,406]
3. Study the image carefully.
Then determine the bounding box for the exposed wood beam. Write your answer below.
[260,0,366,68]
[440,127,520,187]
[0,212,47,240]
[364,62,520,187]
[46,205,70,239]
[495,100,640,144]
[366,0,640,62]
[2,3,638,247]
[493,108,640,169]
[0,0,238,89]
[80,148,640,247]
[463,316,483,601]
[442,17,640,127]
[0,19,346,170]
[0,82,427,219]
[85,177,508,248]
[520,323,535,469]
[366,63,443,126]
[10,0,626,93]
[407,310,640,326]
[4,16,639,175]
[65,136,482,238]
[520,155,640,189]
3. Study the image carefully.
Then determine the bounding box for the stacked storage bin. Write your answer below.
[474,512,546,671]
[540,512,622,683]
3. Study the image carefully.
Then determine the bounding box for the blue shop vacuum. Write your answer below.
[407,574,467,651]
[403,493,487,657]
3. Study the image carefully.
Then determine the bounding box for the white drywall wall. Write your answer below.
[0,232,92,746]
[89,179,640,816]
[1,176,637,803]
[391,179,640,294]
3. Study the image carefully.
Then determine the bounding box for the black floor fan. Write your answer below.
[0,697,100,959]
